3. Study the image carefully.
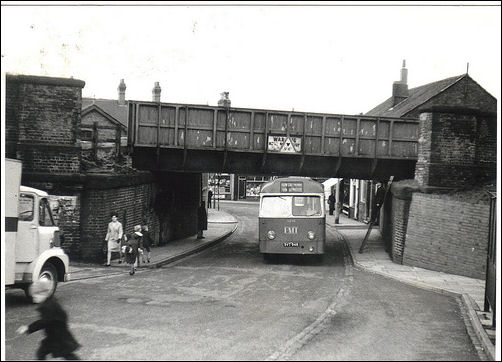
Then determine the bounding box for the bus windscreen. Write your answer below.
[260,196,322,217]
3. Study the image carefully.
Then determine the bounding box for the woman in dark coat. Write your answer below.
[16,281,80,360]
[197,201,208,239]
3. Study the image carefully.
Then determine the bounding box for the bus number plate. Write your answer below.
[283,242,299,247]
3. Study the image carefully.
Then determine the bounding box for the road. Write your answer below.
[4,201,480,360]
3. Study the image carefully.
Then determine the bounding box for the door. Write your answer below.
[16,193,38,262]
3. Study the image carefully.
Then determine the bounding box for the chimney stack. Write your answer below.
[391,60,409,106]
[218,91,231,108]
[118,79,126,105]
[152,82,161,102]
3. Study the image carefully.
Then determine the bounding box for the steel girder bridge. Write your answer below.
[127,101,419,180]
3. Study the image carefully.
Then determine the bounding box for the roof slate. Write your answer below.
[365,74,466,117]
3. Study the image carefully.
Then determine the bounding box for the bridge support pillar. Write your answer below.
[415,107,496,188]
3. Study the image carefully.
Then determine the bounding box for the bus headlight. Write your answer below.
[267,231,276,240]
[307,231,315,240]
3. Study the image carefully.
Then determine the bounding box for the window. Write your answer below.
[260,196,322,217]
[18,194,34,221]
[39,198,55,226]
[80,129,93,141]
[260,196,292,217]
[292,196,322,216]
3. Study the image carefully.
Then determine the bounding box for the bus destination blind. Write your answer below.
[280,181,304,193]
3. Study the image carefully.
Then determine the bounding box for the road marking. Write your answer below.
[266,286,348,361]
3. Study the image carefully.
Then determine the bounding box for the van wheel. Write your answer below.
[25,264,58,303]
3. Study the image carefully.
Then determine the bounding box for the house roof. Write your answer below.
[82,98,128,128]
[365,74,467,118]
[81,104,127,131]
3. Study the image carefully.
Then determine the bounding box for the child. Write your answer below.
[141,225,153,263]
[16,280,81,360]
[125,226,143,275]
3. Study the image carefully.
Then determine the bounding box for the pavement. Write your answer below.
[325,213,496,361]
[68,208,238,280]
[67,206,496,361]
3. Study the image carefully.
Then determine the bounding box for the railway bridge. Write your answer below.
[127,101,419,180]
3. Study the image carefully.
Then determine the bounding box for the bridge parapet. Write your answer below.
[128,101,419,179]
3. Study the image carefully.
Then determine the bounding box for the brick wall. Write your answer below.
[403,192,490,279]
[414,109,496,189]
[389,181,414,263]
[80,178,159,261]
[77,172,200,262]
[6,74,85,174]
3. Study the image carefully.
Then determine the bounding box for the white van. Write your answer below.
[5,158,70,302]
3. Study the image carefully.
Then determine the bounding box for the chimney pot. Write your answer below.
[218,91,231,108]
[392,60,409,106]
[118,79,126,105]
[152,82,161,102]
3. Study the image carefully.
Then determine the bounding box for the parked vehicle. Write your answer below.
[5,158,70,302]
[258,177,326,260]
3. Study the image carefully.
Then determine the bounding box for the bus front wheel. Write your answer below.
[24,263,58,303]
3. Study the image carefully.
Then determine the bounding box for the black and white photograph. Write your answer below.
[1,1,500,360]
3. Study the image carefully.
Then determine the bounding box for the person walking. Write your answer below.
[104,213,124,266]
[371,183,386,223]
[197,201,208,239]
[125,225,143,275]
[141,224,153,263]
[207,189,213,209]
[16,280,81,360]
[328,190,336,216]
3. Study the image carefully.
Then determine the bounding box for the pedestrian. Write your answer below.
[16,280,81,360]
[328,190,336,216]
[371,183,386,223]
[104,213,124,266]
[124,225,143,275]
[141,224,153,263]
[207,189,213,209]
[197,201,208,239]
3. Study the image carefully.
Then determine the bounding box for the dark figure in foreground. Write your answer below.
[197,201,208,239]
[16,281,80,360]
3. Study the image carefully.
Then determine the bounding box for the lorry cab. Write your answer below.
[5,158,70,302]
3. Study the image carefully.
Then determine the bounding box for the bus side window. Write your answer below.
[39,198,55,227]
[18,194,34,221]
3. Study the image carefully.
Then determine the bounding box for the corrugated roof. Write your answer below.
[365,74,466,117]
[82,98,128,127]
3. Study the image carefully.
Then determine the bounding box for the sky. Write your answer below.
[1,1,501,116]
